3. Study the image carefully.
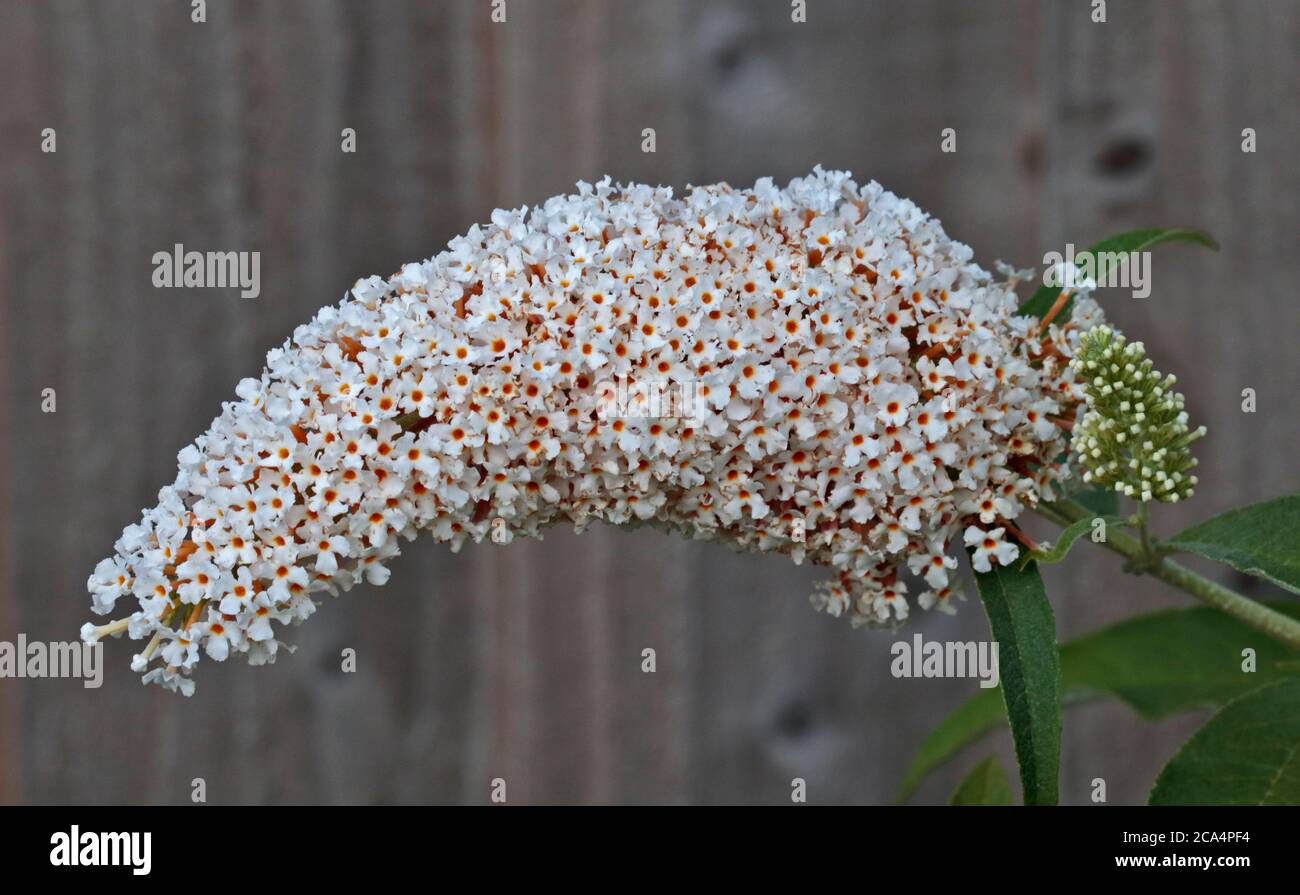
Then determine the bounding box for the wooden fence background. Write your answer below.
[0,0,1296,804]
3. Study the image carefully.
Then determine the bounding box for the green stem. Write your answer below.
[1035,498,1300,651]
[1136,500,1154,565]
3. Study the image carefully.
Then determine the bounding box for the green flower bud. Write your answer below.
[1070,325,1205,503]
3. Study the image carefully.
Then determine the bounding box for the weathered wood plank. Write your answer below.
[1040,0,1300,806]
[0,0,1294,805]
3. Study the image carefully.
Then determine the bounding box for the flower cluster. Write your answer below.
[1070,325,1204,503]
[83,167,1104,694]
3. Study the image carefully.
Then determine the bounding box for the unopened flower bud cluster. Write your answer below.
[1070,325,1204,503]
[84,167,1103,694]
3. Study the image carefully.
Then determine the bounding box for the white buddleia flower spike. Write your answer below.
[84,168,1104,693]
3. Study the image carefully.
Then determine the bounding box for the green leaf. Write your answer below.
[948,756,1013,806]
[1085,227,1219,256]
[897,687,1006,803]
[1070,484,1120,518]
[1059,605,1300,716]
[898,604,1300,802]
[1020,515,1124,568]
[1165,493,1300,596]
[974,560,1060,805]
[1149,679,1300,805]
[1017,228,1218,320]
